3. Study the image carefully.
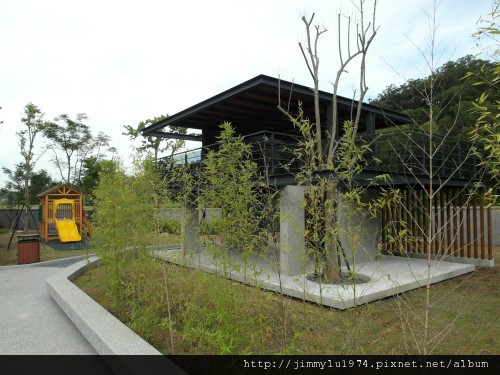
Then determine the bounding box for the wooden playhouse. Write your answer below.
[37,184,84,242]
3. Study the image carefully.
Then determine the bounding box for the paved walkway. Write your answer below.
[0,258,181,375]
[0,258,99,355]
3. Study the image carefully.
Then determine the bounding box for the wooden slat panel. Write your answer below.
[423,190,429,255]
[419,189,425,254]
[453,188,459,257]
[381,203,386,252]
[445,189,451,256]
[439,189,445,255]
[412,189,416,253]
[480,191,485,260]
[433,192,438,254]
[466,192,471,258]
[473,195,478,259]
[403,189,409,252]
[487,196,492,260]
[459,191,465,258]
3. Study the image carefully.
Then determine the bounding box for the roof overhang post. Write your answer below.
[365,112,376,168]
[201,127,218,148]
[366,112,375,136]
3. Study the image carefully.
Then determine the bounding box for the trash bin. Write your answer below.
[17,234,41,264]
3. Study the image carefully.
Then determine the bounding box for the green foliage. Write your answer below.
[160,217,225,236]
[370,55,499,139]
[92,158,161,302]
[470,91,499,196]
[160,219,181,235]
[123,114,187,162]
[17,103,48,230]
[291,107,376,282]
[466,5,499,204]
[2,165,57,206]
[75,4,500,358]
[30,169,57,198]
[160,123,289,352]
[79,249,500,355]
[79,157,109,203]
[200,220,224,235]
[43,113,114,187]
[124,253,166,342]
[200,122,267,262]
[44,113,92,184]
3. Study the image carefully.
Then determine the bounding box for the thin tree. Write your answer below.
[44,113,92,184]
[376,0,492,354]
[123,115,188,163]
[278,0,378,283]
[73,131,115,189]
[18,103,47,231]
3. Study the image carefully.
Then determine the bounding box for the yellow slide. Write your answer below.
[55,218,82,242]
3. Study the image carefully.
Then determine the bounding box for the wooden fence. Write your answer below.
[381,188,493,261]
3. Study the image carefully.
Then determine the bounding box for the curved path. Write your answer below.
[0,257,99,355]
[0,256,184,375]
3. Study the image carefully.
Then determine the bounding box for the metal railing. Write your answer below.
[159,129,480,182]
[367,129,479,180]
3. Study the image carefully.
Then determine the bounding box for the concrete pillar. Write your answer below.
[279,185,307,276]
[181,201,200,255]
[337,188,380,264]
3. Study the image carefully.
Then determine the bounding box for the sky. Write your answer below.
[0,0,495,186]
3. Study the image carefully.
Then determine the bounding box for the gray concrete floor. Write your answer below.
[154,246,475,309]
[0,261,98,354]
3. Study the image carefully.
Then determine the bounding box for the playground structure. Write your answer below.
[38,184,86,242]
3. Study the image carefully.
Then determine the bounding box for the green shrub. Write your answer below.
[200,220,224,235]
[161,219,181,235]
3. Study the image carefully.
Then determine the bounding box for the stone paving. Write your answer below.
[154,247,475,309]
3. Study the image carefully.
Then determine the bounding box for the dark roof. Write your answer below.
[142,74,411,137]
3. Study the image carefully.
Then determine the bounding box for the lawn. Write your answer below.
[0,231,92,265]
[74,243,500,355]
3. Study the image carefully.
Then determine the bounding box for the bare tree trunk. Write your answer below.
[279,1,378,285]
[423,1,438,355]
[23,171,30,231]
[66,153,71,184]
[300,14,326,166]
[323,180,342,282]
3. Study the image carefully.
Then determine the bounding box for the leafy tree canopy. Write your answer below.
[44,113,114,187]
[370,55,499,139]
[2,165,57,206]
[78,157,114,203]
[44,113,92,184]
[123,115,188,162]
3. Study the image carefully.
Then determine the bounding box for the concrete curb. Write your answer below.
[46,256,162,355]
[46,257,186,374]
[0,255,93,270]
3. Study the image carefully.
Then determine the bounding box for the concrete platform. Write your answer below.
[153,246,475,309]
